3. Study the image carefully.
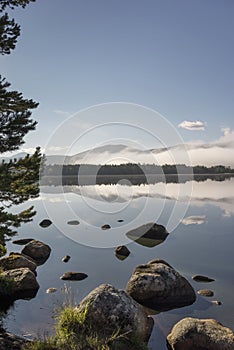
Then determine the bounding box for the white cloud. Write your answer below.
[181,215,206,225]
[178,120,206,131]
[53,110,71,117]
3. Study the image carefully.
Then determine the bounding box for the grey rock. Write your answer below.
[21,240,51,265]
[126,222,168,247]
[0,267,39,299]
[60,272,88,281]
[62,255,71,263]
[212,300,222,305]
[76,284,153,342]
[197,289,214,297]
[192,274,215,282]
[115,245,130,260]
[46,287,57,294]
[67,220,80,225]
[101,224,111,230]
[126,259,196,311]
[167,317,234,350]
[0,253,37,272]
[39,219,52,228]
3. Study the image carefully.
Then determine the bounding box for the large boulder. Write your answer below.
[0,267,39,300]
[21,240,51,265]
[76,284,153,343]
[126,223,169,247]
[167,317,234,350]
[126,259,196,311]
[0,253,37,272]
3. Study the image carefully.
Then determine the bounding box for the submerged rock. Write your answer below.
[76,284,153,343]
[101,224,111,230]
[126,222,168,247]
[115,245,130,260]
[60,272,88,281]
[39,219,52,228]
[22,240,51,265]
[67,220,80,225]
[0,253,37,272]
[62,255,71,263]
[197,289,214,297]
[192,274,215,282]
[167,317,234,350]
[126,259,196,311]
[12,238,34,245]
[0,267,39,300]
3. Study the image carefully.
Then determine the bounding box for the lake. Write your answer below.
[3,176,234,349]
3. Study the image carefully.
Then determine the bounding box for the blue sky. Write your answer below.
[1,0,234,163]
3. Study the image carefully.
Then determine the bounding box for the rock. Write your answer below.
[212,300,222,305]
[21,240,51,265]
[39,219,52,228]
[192,274,215,282]
[67,220,80,225]
[166,317,234,350]
[115,245,130,260]
[101,224,111,230]
[12,238,34,245]
[126,222,168,247]
[0,327,29,350]
[117,219,124,222]
[0,268,39,300]
[126,259,196,311]
[197,289,214,297]
[60,272,88,281]
[0,253,37,272]
[46,287,57,294]
[62,255,71,263]
[76,284,153,343]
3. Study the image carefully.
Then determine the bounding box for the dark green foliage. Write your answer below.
[0,13,20,54]
[0,76,38,152]
[0,0,35,11]
[0,147,42,245]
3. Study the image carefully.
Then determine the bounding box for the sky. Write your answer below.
[1,0,234,165]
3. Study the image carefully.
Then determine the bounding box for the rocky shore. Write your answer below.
[0,223,233,349]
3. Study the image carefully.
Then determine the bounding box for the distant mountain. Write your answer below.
[1,141,233,167]
[0,152,28,163]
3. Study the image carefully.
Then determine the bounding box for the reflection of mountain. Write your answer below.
[40,178,234,218]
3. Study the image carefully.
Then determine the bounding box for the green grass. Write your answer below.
[24,303,148,350]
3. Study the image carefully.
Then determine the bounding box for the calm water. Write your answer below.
[4,177,234,349]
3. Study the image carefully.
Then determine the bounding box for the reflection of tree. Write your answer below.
[0,148,42,254]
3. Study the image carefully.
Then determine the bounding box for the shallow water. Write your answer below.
[3,178,234,349]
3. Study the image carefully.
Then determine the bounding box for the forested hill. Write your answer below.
[43,163,234,176]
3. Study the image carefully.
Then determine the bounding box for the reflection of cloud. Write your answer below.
[178,120,206,131]
[181,215,206,225]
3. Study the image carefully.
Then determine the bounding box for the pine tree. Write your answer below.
[0,75,38,152]
[0,0,39,256]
